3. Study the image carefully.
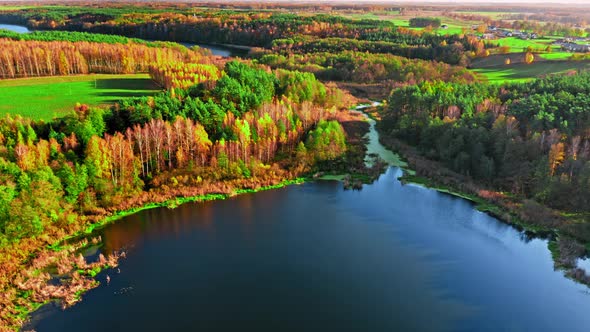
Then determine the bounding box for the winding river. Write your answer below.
[23,112,590,331]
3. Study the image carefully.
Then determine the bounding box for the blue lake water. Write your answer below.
[25,166,590,332]
[0,23,30,33]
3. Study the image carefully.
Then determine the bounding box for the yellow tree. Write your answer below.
[524,52,535,64]
[548,142,565,176]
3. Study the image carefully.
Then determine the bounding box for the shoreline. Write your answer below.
[13,106,590,330]
[13,108,371,331]
[51,177,305,250]
[14,176,306,331]
[375,125,590,288]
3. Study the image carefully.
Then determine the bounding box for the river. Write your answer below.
[0,23,244,57]
[24,111,590,331]
[0,23,30,33]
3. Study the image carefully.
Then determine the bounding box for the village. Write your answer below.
[466,24,590,53]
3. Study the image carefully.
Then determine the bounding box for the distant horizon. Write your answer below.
[1,0,590,3]
[1,0,590,8]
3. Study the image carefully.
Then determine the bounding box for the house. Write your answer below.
[561,43,590,52]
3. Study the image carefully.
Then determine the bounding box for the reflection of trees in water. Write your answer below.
[100,202,216,254]
[98,187,289,256]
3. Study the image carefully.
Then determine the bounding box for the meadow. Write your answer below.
[0,74,160,120]
[472,60,590,83]
[495,36,561,52]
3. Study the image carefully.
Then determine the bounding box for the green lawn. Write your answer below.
[472,61,590,83]
[495,37,560,53]
[538,52,574,60]
[390,17,472,36]
[0,74,160,121]
[0,6,32,10]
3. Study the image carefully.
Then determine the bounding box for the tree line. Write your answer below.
[0,38,208,78]
[253,50,477,84]
[1,7,486,64]
[0,60,348,243]
[0,29,184,48]
[409,17,442,28]
[381,73,590,216]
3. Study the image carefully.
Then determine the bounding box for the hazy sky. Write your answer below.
[0,0,589,3]
[336,0,590,3]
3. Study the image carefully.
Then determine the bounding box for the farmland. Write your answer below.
[472,60,590,83]
[0,74,159,120]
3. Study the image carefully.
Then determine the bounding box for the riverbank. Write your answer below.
[0,105,374,331]
[0,171,308,331]
[375,122,590,288]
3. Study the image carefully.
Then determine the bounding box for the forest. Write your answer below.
[0,38,209,78]
[0,35,350,327]
[253,50,476,84]
[0,7,487,65]
[380,73,590,242]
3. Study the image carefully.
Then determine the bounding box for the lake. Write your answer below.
[0,23,30,33]
[178,42,249,57]
[0,23,244,57]
[26,121,590,331]
[4,19,589,330]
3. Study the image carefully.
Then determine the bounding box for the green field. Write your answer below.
[495,37,560,52]
[492,36,582,59]
[472,61,590,83]
[0,6,32,10]
[0,74,160,120]
[538,52,574,60]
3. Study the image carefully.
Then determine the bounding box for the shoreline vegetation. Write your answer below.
[0,42,363,329]
[0,174,303,330]
[375,121,590,288]
[10,107,375,330]
[1,166,363,330]
[0,101,372,331]
[371,74,590,289]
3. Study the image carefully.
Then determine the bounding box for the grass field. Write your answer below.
[0,74,160,120]
[472,61,590,83]
[538,52,574,60]
[343,11,476,36]
[495,37,561,52]
[0,6,32,10]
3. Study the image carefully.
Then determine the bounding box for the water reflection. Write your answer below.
[0,23,30,33]
[28,168,590,332]
[101,201,217,253]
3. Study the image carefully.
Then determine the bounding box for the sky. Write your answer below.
[0,0,589,3]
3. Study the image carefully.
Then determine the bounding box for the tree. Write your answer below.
[549,142,565,176]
